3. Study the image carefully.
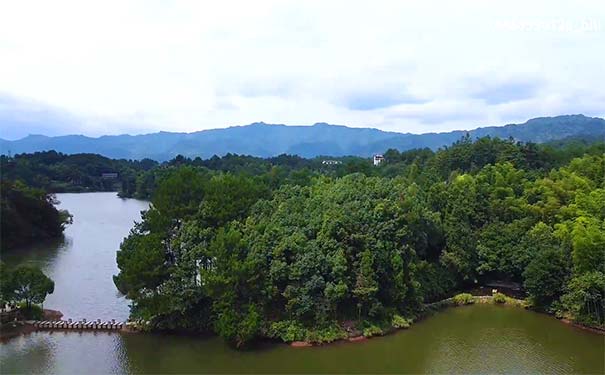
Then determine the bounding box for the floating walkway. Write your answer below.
[30,318,125,331]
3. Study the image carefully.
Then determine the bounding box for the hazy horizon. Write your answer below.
[1,1,604,140]
[1,113,600,141]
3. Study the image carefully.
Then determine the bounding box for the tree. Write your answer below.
[441,174,479,281]
[1,180,72,250]
[114,231,167,298]
[571,217,605,274]
[476,219,535,281]
[353,249,379,319]
[0,262,15,305]
[521,222,569,308]
[560,271,605,328]
[11,266,54,309]
[523,249,568,308]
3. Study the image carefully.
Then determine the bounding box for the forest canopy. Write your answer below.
[0,180,72,251]
[3,136,603,200]
[114,136,605,346]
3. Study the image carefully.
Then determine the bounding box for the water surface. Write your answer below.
[2,304,603,374]
[2,192,149,320]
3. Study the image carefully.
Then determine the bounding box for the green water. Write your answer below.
[2,304,603,374]
[1,193,603,374]
[123,304,604,374]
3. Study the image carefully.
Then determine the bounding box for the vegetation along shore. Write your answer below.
[111,136,604,347]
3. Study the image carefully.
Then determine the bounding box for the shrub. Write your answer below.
[266,320,347,343]
[266,320,307,342]
[560,271,605,328]
[453,293,475,305]
[493,292,507,304]
[306,324,347,343]
[362,323,384,338]
[392,314,411,329]
[18,302,44,320]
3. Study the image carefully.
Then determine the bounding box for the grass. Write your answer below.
[17,303,44,320]
[452,293,475,305]
[392,314,412,329]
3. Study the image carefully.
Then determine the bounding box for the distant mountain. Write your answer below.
[1,115,603,161]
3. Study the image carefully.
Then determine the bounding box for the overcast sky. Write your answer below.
[1,0,604,139]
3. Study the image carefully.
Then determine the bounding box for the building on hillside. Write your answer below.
[322,160,342,165]
[373,154,384,166]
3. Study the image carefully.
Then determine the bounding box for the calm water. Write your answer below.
[1,193,604,374]
[1,193,149,321]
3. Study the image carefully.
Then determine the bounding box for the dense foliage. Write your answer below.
[1,262,54,320]
[119,136,605,202]
[5,137,602,201]
[113,136,605,346]
[0,180,72,250]
[0,151,157,196]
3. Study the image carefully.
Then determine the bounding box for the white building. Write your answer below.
[322,160,342,165]
[373,154,385,166]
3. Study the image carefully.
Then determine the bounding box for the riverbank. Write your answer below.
[285,292,603,348]
[2,294,602,347]
[282,293,521,348]
[4,303,603,374]
[0,309,63,342]
[560,318,605,335]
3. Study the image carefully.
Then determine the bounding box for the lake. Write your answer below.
[1,192,603,374]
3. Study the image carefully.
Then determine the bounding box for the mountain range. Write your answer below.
[1,115,603,161]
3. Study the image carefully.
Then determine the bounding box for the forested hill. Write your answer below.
[1,114,603,160]
[113,135,605,347]
[0,152,158,195]
[3,137,603,198]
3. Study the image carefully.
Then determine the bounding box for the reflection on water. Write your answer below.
[2,192,149,321]
[1,193,603,374]
[1,331,131,374]
[2,305,602,374]
[2,236,67,265]
[120,305,603,374]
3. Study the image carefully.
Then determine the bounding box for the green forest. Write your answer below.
[0,180,72,250]
[112,136,605,347]
[4,137,601,200]
[0,151,158,195]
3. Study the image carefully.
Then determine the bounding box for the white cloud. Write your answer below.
[0,0,604,138]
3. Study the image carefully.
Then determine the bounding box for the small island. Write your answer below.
[113,137,605,347]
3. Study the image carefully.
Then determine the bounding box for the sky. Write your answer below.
[1,0,604,139]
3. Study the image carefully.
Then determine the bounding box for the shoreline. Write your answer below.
[2,296,603,345]
[559,318,605,335]
[285,294,604,348]
[0,309,63,342]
